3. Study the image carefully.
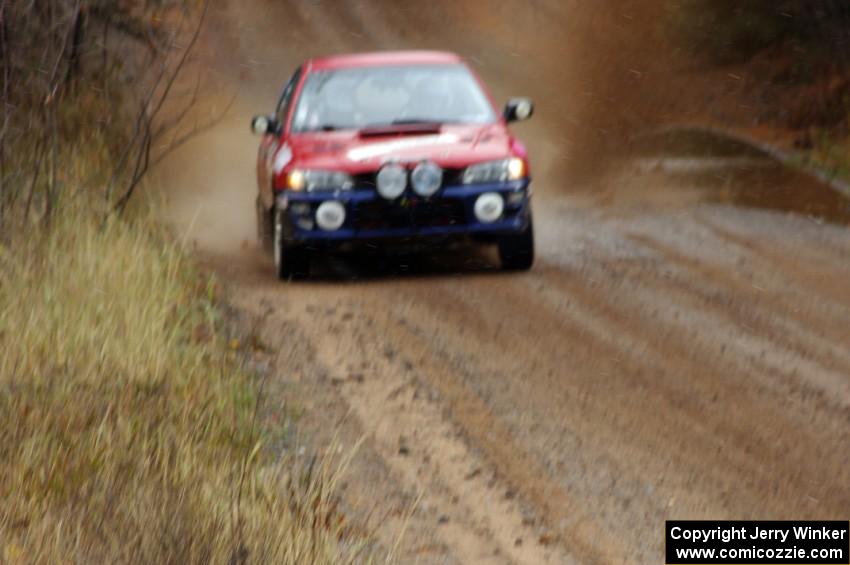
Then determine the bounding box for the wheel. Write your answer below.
[498,217,535,271]
[257,197,274,254]
[273,208,310,280]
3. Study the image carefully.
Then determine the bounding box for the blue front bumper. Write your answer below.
[278,179,532,244]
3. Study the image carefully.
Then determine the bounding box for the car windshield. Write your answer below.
[291,64,497,133]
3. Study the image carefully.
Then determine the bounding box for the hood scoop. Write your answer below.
[358,122,442,138]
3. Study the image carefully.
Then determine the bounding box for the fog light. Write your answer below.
[474,192,505,224]
[316,201,346,231]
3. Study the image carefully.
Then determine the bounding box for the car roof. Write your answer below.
[307,50,464,71]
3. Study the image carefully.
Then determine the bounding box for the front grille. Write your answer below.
[353,197,467,231]
[441,168,466,186]
[412,198,466,227]
[354,201,409,230]
[353,173,377,190]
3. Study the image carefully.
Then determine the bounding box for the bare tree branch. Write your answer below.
[0,0,9,216]
[88,4,165,55]
[113,0,211,215]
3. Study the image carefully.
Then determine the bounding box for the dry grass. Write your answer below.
[810,128,850,183]
[0,184,364,563]
[0,1,370,561]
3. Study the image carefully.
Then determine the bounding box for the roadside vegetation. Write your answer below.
[668,1,850,179]
[669,1,850,65]
[0,2,358,563]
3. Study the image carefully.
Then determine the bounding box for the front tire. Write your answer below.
[498,218,535,271]
[274,208,310,280]
[257,197,274,254]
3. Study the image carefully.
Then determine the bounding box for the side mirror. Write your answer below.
[251,115,279,136]
[504,98,534,123]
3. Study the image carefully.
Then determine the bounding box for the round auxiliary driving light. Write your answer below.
[376,164,408,200]
[474,192,505,224]
[315,201,346,231]
[411,161,443,197]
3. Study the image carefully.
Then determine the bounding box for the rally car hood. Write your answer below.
[283,123,524,175]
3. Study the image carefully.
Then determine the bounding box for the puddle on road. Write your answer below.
[607,129,850,224]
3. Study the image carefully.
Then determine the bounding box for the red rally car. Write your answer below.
[251,50,535,279]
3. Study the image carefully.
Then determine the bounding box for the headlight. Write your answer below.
[287,169,354,192]
[411,161,443,197]
[376,164,408,200]
[462,158,525,185]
